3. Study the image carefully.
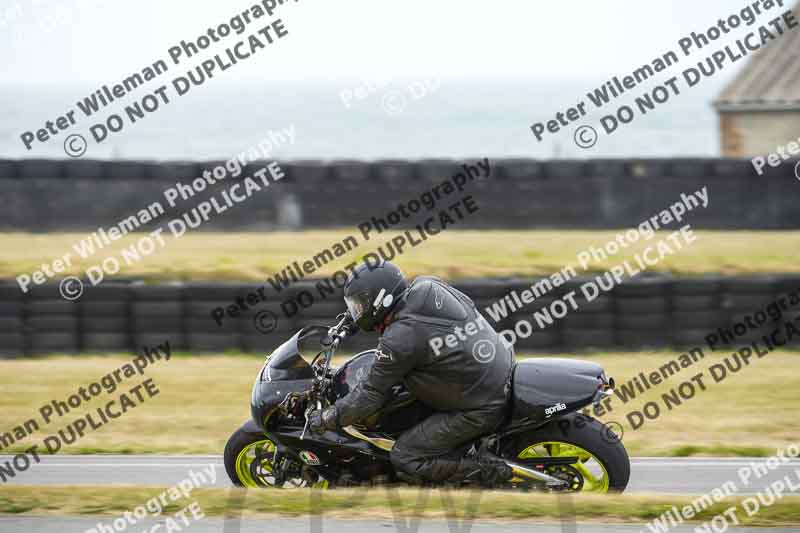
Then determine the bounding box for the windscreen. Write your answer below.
[262,326,327,381]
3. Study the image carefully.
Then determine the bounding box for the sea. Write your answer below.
[0,76,730,162]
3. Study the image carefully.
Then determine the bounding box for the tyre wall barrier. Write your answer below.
[0,275,798,357]
[0,158,798,230]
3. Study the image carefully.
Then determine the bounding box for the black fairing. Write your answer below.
[251,328,318,430]
[511,358,604,423]
[262,330,315,381]
[331,350,433,436]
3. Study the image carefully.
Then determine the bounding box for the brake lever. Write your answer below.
[300,400,323,441]
[300,407,311,440]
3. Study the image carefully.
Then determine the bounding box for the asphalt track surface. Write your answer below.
[0,517,797,533]
[3,455,799,533]
[3,455,800,494]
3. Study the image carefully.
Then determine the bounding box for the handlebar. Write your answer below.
[320,313,353,378]
[298,314,355,439]
[323,312,356,349]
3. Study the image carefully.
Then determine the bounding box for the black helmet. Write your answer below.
[344,260,407,331]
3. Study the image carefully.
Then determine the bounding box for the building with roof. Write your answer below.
[715,18,800,157]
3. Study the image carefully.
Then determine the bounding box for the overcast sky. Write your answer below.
[1,0,786,159]
[0,0,767,84]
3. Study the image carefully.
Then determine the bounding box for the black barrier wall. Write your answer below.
[1,275,798,357]
[0,158,798,230]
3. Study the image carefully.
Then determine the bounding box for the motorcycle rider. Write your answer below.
[308,259,515,486]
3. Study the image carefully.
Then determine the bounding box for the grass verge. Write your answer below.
[0,351,798,456]
[1,230,800,282]
[1,486,799,526]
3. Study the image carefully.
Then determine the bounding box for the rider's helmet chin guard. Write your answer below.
[344,260,407,331]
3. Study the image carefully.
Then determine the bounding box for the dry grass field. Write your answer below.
[0,350,796,457]
[1,230,799,283]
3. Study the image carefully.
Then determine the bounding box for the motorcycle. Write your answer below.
[224,315,630,492]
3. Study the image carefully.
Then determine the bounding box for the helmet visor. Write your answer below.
[345,294,367,322]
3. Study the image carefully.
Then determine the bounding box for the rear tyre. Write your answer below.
[505,413,630,493]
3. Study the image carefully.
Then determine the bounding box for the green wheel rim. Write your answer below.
[235,439,277,488]
[518,441,611,493]
[234,438,329,489]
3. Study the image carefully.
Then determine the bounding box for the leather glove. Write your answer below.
[308,405,339,434]
[342,320,358,337]
[337,312,359,337]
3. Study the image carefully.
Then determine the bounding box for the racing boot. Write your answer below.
[447,451,513,487]
[475,444,513,486]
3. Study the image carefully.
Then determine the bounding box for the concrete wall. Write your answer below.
[1,158,799,230]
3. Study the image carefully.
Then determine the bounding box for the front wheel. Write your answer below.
[505,413,630,493]
[224,421,282,487]
[224,421,329,488]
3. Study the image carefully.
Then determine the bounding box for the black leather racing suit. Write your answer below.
[334,276,515,483]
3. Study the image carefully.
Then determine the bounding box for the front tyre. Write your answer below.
[224,421,280,487]
[224,421,330,489]
[506,413,630,493]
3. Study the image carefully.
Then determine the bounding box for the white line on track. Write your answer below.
[3,456,798,469]
[14,464,221,467]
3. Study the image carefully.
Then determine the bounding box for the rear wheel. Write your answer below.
[506,414,630,493]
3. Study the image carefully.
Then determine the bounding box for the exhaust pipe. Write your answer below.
[504,460,568,487]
